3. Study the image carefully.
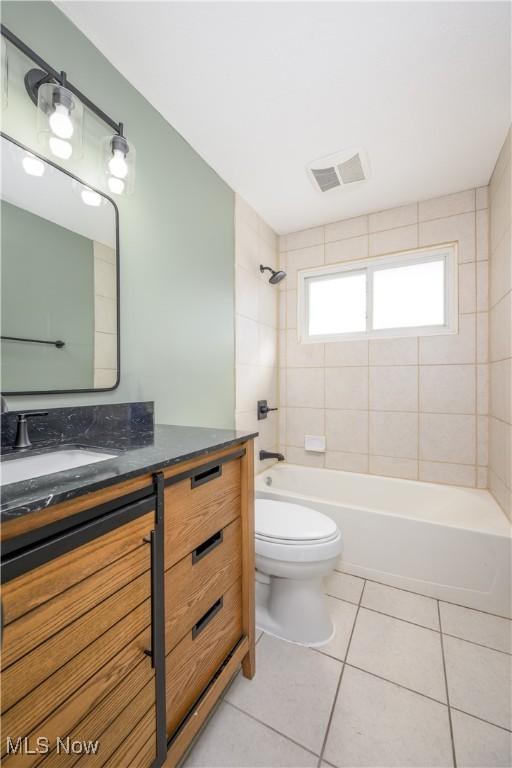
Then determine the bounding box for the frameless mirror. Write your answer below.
[1,134,119,394]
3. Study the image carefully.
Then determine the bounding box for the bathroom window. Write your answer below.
[298,244,458,343]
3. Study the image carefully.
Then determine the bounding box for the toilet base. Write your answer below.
[256,574,334,647]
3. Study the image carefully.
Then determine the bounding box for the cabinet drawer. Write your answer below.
[164,455,241,568]
[165,517,242,651]
[166,579,243,738]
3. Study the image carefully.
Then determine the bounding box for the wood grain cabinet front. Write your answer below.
[1,504,159,768]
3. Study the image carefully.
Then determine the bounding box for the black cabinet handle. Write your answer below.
[144,529,157,667]
[192,597,223,640]
[192,530,223,565]
[191,464,222,488]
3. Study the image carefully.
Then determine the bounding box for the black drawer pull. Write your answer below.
[192,530,223,565]
[191,464,222,489]
[192,597,223,639]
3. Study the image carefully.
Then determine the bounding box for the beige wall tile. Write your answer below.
[258,281,278,328]
[476,209,489,261]
[94,331,117,370]
[489,469,512,521]
[236,315,259,366]
[419,212,475,263]
[477,415,488,466]
[325,340,369,367]
[285,407,325,448]
[419,365,475,414]
[369,412,418,459]
[326,367,368,410]
[490,292,511,362]
[458,262,476,314]
[369,366,418,412]
[477,466,488,489]
[477,364,489,415]
[236,195,260,233]
[236,363,261,412]
[369,203,418,233]
[285,446,325,467]
[279,292,286,329]
[489,417,511,487]
[285,244,324,285]
[286,329,324,367]
[369,224,418,257]
[419,414,476,464]
[476,186,489,210]
[287,367,324,408]
[419,462,476,488]
[419,190,475,221]
[235,220,260,272]
[286,290,297,329]
[369,455,418,480]
[325,215,368,243]
[278,235,287,253]
[285,227,324,252]
[236,266,259,320]
[326,410,368,454]
[94,296,117,335]
[325,235,368,264]
[94,368,117,388]
[490,358,512,424]
[489,228,511,308]
[94,258,116,300]
[325,451,369,472]
[369,338,418,366]
[259,323,278,368]
[279,330,286,368]
[476,312,488,363]
[490,162,511,249]
[419,314,475,365]
[476,261,489,312]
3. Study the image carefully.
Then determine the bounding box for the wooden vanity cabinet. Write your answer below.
[1,498,161,768]
[0,438,255,768]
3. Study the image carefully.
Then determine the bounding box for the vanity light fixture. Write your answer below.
[80,186,102,207]
[22,152,45,177]
[1,24,135,196]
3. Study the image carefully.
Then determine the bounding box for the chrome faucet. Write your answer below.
[259,450,285,462]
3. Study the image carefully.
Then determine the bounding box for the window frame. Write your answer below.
[298,243,458,344]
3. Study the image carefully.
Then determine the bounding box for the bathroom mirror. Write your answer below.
[0,134,119,394]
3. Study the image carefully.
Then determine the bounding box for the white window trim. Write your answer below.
[298,242,458,344]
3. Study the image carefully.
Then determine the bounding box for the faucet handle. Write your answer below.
[17,411,49,419]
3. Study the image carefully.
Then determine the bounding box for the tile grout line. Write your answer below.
[334,569,512,621]
[316,579,368,767]
[438,600,457,768]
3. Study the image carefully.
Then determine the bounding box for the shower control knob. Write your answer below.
[257,400,278,421]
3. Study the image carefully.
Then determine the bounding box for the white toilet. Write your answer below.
[255,498,343,646]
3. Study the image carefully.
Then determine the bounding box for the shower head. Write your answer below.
[260,264,287,285]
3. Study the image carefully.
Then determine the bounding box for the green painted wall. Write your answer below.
[1,1,235,427]
[1,200,95,391]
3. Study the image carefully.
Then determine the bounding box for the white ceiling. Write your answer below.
[58,1,511,234]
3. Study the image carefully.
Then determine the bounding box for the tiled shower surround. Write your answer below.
[489,128,511,519]
[277,187,491,490]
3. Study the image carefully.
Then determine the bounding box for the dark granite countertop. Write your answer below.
[1,422,257,521]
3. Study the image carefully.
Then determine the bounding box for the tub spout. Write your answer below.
[260,450,285,462]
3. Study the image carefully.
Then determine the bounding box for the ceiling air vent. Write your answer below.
[307,147,370,194]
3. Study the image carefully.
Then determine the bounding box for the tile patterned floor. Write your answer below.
[184,574,512,768]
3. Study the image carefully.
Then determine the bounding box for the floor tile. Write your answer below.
[324,666,453,767]
[451,710,512,767]
[347,608,446,701]
[184,702,317,767]
[324,571,364,604]
[362,581,439,630]
[444,635,512,729]
[225,633,341,754]
[440,602,512,654]
[317,597,358,661]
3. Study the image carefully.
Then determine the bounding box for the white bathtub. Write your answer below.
[255,463,512,617]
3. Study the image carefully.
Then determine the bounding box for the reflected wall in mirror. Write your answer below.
[1,134,119,394]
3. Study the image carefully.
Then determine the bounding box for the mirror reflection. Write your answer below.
[1,135,119,394]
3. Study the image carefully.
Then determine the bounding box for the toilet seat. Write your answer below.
[255,499,342,562]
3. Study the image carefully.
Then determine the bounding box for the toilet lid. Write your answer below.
[255,499,338,544]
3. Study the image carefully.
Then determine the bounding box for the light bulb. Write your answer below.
[81,187,102,207]
[49,103,74,139]
[49,136,72,160]
[22,154,45,177]
[108,176,125,195]
[108,148,128,179]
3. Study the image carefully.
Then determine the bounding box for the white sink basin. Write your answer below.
[0,448,117,485]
